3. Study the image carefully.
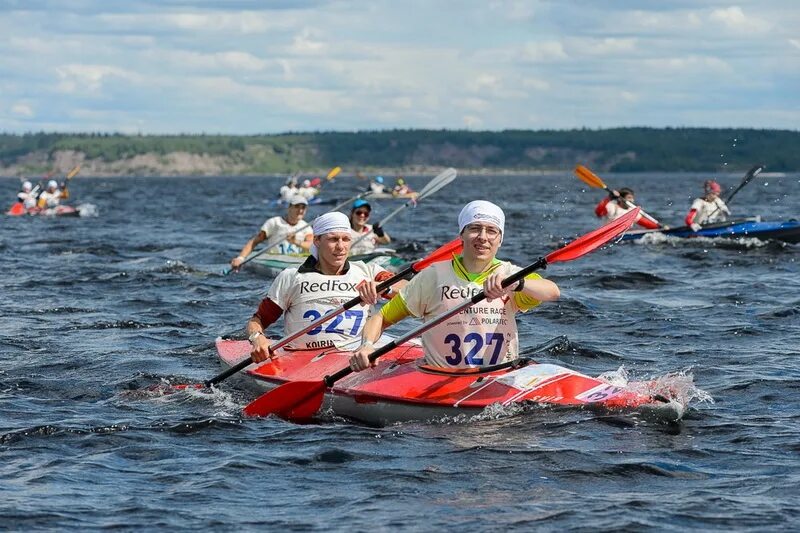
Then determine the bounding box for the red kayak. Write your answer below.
[6,204,80,217]
[216,338,686,426]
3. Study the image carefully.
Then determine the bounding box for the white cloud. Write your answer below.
[11,102,34,117]
[521,41,568,62]
[290,28,326,55]
[709,6,770,32]
[790,39,800,50]
[463,115,483,129]
[55,64,141,94]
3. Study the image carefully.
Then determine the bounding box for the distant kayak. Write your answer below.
[622,217,800,244]
[5,204,97,217]
[246,248,408,278]
[367,192,418,200]
[216,336,686,426]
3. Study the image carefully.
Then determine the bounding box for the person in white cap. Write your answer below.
[279,177,299,203]
[230,195,313,269]
[298,179,319,201]
[37,179,63,209]
[245,212,407,361]
[350,200,560,371]
[16,181,38,209]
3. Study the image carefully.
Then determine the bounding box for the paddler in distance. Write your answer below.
[230,195,313,270]
[368,176,385,194]
[246,212,406,360]
[594,187,662,229]
[16,181,38,209]
[350,200,560,371]
[37,179,65,209]
[349,199,390,256]
[685,180,730,231]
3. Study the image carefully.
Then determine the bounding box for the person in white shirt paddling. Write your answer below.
[37,180,65,209]
[245,212,404,361]
[348,199,390,256]
[349,200,560,372]
[16,181,38,209]
[685,180,730,231]
[230,195,313,270]
[594,187,661,230]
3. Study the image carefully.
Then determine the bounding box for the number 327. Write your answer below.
[444,332,505,366]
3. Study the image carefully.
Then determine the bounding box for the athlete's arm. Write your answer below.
[594,197,611,218]
[247,298,283,362]
[231,231,267,268]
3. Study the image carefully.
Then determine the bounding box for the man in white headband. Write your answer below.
[230,194,313,270]
[350,200,560,371]
[245,212,406,361]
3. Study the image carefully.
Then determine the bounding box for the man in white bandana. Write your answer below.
[350,200,560,371]
[230,195,313,269]
[246,212,406,361]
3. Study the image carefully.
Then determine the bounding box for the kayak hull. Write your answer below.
[247,249,408,277]
[367,192,418,200]
[622,218,800,244]
[215,339,685,426]
[6,204,80,217]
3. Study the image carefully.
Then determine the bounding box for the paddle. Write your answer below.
[172,238,463,390]
[223,190,374,275]
[575,165,662,228]
[65,165,81,182]
[703,164,764,223]
[351,168,457,249]
[242,207,641,421]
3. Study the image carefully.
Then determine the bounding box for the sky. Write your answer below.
[1,0,798,134]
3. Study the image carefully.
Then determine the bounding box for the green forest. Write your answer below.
[1,128,797,173]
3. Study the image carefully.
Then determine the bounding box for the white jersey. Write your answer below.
[38,190,61,208]
[398,260,541,369]
[17,192,37,209]
[350,224,378,256]
[369,182,385,194]
[279,185,297,202]
[268,259,388,350]
[690,197,730,224]
[260,216,313,255]
[602,200,638,222]
[298,186,318,200]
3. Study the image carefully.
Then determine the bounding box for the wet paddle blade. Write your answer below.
[415,168,457,201]
[8,203,25,216]
[574,165,607,189]
[242,380,326,420]
[547,208,639,263]
[326,166,342,181]
[411,237,462,271]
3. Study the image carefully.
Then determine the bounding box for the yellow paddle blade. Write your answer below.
[66,165,81,180]
[326,166,342,180]
[574,165,606,189]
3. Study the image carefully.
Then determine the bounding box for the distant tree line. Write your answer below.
[1,128,797,172]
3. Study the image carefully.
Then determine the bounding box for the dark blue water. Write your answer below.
[2,172,798,530]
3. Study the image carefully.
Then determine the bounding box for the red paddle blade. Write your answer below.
[309,177,321,187]
[547,208,639,264]
[242,380,326,420]
[411,238,462,272]
[8,203,25,216]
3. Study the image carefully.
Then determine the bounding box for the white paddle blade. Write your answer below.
[416,168,457,202]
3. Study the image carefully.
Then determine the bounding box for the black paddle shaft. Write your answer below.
[323,257,549,386]
[206,264,416,387]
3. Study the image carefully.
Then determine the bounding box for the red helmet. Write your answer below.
[704,180,721,194]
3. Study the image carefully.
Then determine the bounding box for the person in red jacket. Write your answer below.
[685,180,730,231]
[594,188,661,229]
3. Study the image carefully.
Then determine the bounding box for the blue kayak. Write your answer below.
[621,217,800,244]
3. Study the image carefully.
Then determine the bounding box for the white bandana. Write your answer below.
[310,212,351,258]
[458,200,505,234]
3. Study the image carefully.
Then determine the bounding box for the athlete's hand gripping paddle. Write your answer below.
[242,208,641,421]
[575,165,662,228]
[169,238,463,391]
